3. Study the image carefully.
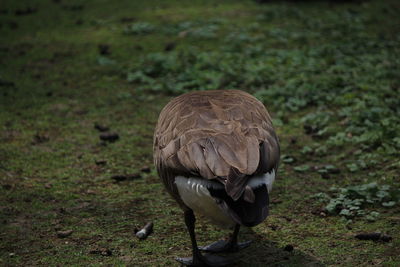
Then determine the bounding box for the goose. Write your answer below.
[153,90,280,266]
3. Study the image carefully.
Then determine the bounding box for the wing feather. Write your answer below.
[154,90,280,203]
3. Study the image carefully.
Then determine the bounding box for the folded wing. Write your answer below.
[154,90,280,204]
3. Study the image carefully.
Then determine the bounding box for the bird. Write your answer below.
[153,89,280,266]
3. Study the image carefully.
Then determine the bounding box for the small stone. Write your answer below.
[100,249,112,256]
[99,132,119,142]
[95,159,107,166]
[140,166,151,173]
[111,173,141,182]
[86,189,96,195]
[355,232,381,241]
[283,244,294,252]
[89,248,112,256]
[94,123,109,132]
[136,222,153,240]
[111,175,127,182]
[57,230,73,238]
[355,232,392,242]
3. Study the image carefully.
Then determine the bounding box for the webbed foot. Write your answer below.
[199,240,252,253]
[176,253,233,266]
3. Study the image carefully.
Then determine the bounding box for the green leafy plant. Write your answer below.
[316,182,400,221]
[294,164,310,172]
[124,22,156,35]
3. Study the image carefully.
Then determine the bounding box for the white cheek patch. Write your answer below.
[246,169,275,193]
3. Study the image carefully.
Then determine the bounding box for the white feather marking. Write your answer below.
[174,169,275,227]
[175,176,234,227]
[247,169,275,193]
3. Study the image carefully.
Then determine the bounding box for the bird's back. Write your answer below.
[154,90,280,225]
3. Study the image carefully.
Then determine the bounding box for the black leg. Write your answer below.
[185,209,202,264]
[176,210,234,266]
[199,224,252,253]
[228,224,240,246]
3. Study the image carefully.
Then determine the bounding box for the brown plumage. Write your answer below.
[153,89,280,266]
[154,89,279,206]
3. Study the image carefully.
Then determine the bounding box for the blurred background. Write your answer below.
[1,0,399,266]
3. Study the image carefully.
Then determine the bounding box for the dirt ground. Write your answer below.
[1,0,399,266]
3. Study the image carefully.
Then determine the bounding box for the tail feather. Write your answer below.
[208,184,269,227]
[225,167,248,201]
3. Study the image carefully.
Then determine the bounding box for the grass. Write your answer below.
[1,0,400,266]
